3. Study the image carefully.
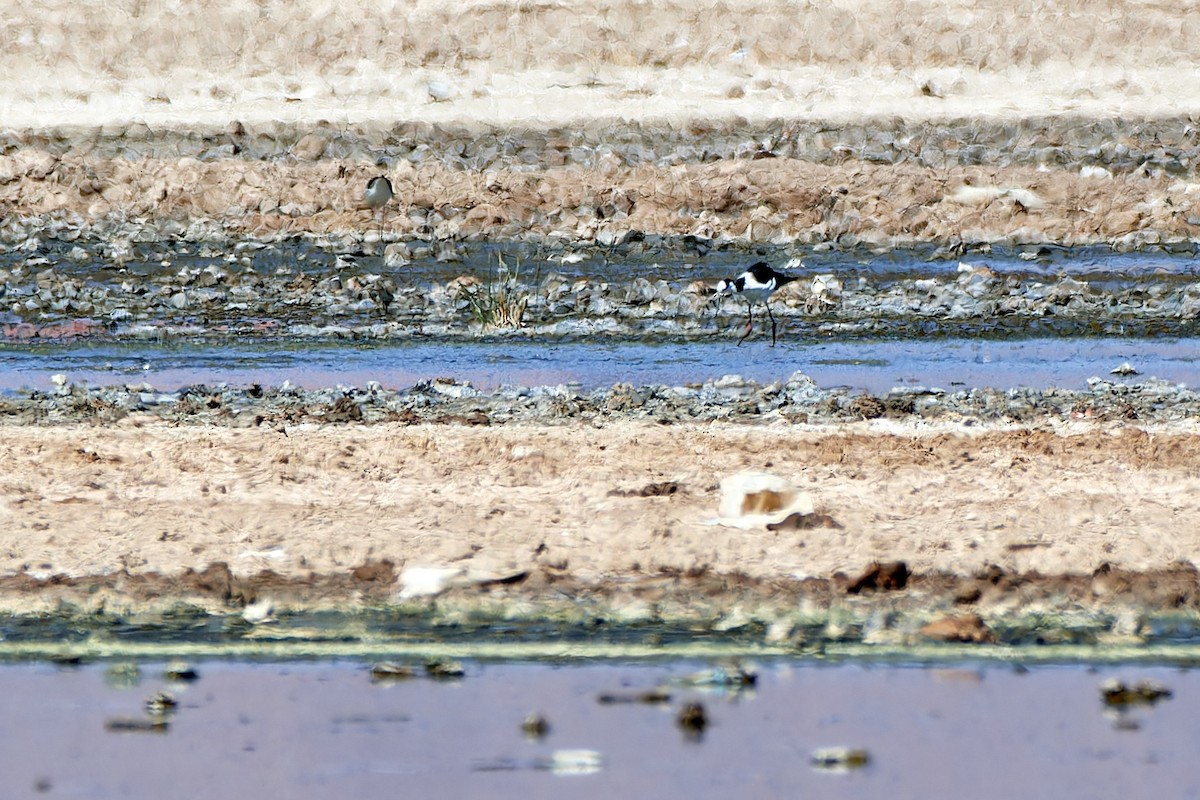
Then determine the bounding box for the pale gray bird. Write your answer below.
[363,175,394,237]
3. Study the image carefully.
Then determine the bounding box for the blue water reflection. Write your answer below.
[2,337,1197,394]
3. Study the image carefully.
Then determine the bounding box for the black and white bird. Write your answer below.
[713,261,798,346]
[363,175,394,237]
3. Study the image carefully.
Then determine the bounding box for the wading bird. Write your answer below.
[363,175,394,237]
[714,261,798,346]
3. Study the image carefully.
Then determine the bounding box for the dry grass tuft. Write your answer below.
[457,254,531,329]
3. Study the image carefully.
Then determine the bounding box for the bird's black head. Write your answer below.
[368,175,393,191]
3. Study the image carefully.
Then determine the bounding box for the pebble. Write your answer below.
[370,663,417,682]
[676,701,708,738]
[1100,678,1173,707]
[810,747,871,771]
[521,713,550,739]
[164,660,199,682]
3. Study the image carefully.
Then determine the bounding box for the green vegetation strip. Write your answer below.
[4,638,1200,666]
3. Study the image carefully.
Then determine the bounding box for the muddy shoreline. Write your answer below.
[4,556,1200,663]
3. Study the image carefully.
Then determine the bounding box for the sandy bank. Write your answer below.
[5,0,1200,130]
[4,420,1200,587]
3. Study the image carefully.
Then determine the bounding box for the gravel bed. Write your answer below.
[0,370,1188,428]
[3,237,1200,341]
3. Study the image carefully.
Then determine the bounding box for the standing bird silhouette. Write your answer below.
[363,175,394,238]
[714,261,798,346]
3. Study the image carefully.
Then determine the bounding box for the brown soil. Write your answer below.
[4,420,1200,624]
[3,151,1197,248]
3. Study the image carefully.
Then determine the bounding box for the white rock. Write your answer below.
[1005,188,1046,210]
[944,185,1045,210]
[1080,165,1113,180]
[397,566,465,599]
[241,596,275,624]
[426,81,455,102]
[715,471,815,529]
[431,380,477,399]
[383,243,410,268]
[713,374,748,389]
[945,185,1005,205]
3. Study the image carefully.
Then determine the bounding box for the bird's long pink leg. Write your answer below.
[738,303,753,345]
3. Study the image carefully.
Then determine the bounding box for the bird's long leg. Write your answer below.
[767,302,778,346]
[737,301,754,346]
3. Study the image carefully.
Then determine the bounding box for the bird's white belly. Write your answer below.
[738,287,774,303]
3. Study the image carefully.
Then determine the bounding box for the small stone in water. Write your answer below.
[424,658,465,679]
[104,717,170,734]
[810,747,871,771]
[596,689,672,705]
[676,702,708,738]
[370,663,417,682]
[145,691,177,715]
[521,712,550,739]
[1100,679,1172,707]
[678,664,758,689]
[164,660,199,682]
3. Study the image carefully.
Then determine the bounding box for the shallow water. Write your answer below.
[14,238,1200,284]
[6,243,1200,394]
[6,659,1195,799]
[2,335,1197,395]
